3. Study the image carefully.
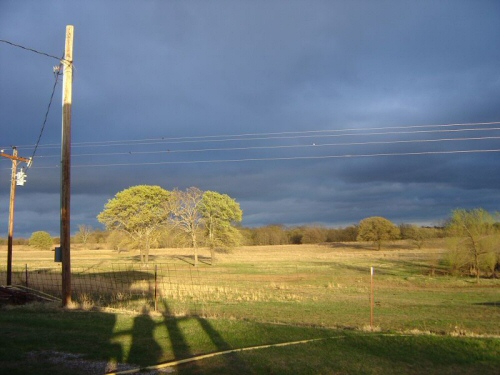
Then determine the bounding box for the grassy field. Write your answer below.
[1,241,499,373]
[0,306,499,375]
[4,241,499,335]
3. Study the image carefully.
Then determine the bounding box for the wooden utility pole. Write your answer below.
[1,148,30,285]
[61,25,74,307]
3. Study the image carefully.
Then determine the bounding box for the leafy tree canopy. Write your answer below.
[446,208,499,280]
[29,231,53,250]
[201,191,242,221]
[97,185,171,263]
[357,216,400,250]
[200,191,243,262]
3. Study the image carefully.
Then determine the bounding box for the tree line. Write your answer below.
[15,221,443,249]
[14,191,500,278]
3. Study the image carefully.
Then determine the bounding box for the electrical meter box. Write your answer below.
[54,247,62,262]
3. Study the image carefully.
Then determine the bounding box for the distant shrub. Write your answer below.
[29,231,53,250]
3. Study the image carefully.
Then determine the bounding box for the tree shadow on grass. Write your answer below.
[324,242,374,250]
[125,254,162,263]
[474,301,500,307]
[174,254,212,266]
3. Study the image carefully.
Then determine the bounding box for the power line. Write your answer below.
[30,135,500,159]
[70,125,500,148]
[29,65,63,163]
[46,120,500,146]
[6,121,500,151]
[0,38,66,165]
[0,39,67,62]
[3,120,500,171]
[26,148,500,169]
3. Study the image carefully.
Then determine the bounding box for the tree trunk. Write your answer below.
[145,239,150,265]
[140,237,150,264]
[191,232,198,266]
[210,247,216,265]
[473,252,479,283]
[469,237,480,283]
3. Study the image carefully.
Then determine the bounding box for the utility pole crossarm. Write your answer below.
[0,152,31,164]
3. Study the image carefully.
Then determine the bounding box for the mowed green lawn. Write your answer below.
[1,242,499,374]
[0,307,499,375]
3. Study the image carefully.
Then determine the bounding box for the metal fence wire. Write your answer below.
[1,261,495,334]
[0,263,309,317]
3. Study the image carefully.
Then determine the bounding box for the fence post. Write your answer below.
[370,266,374,330]
[154,264,158,312]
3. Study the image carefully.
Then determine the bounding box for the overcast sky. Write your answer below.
[1,1,500,238]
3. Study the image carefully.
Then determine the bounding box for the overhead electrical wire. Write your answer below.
[2,39,499,173]
[25,148,500,170]
[31,135,500,159]
[0,39,67,63]
[29,64,63,163]
[0,38,66,166]
[32,120,500,147]
[2,117,500,170]
[6,121,500,151]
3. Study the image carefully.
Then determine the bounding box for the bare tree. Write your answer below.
[77,224,93,248]
[169,187,204,266]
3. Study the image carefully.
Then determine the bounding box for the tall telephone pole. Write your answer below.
[1,148,30,285]
[61,25,74,307]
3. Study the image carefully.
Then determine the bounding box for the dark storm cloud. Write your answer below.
[1,1,500,237]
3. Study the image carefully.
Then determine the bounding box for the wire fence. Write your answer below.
[2,262,495,334]
[0,263,313,318]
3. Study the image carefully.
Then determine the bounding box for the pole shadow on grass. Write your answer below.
[162,300,202,374]
[127,307,163,367]
[160,300,252,373]
[196,316,253,373]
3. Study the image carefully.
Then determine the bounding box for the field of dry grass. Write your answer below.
[7,240,445,266]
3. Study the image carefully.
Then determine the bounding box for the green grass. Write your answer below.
[4,242,500,336]
[2,242,499,373]
[0,306,498,374]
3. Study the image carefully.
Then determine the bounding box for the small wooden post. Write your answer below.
[370,266,374,330]
[154,264,158,312]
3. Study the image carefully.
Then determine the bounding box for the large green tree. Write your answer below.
[97,185,171,263]
[200,191,243,264]
[29,231,53,250]
[357,216,400,250]
[446,208,499,281]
